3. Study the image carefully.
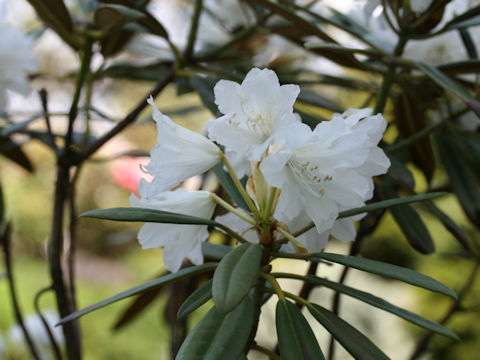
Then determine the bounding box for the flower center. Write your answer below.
[287,158,333,197]
[240,100,274,137]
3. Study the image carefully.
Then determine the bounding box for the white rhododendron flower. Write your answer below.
[208,68,300,175]
[260,109,389,235]
[133,67,390,267]
[130,180,216,272]
[0,10,37,112]
[144,97,221,191]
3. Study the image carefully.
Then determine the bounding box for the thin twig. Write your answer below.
[1,223,42,360]
[185,0,204,61]
[39,89,59,153]
[34,286,63,360]
[78,65,175,162]
[67,166,82,315]
[65,38,93,150]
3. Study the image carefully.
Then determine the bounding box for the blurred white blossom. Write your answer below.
[8,311,64,356]
[130,180,216,272]
[0,5,37,112]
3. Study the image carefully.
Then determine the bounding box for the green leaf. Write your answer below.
[423,200,470,251]
[81,207,218,227]
[387,156,415,190]
[444,5,480,27]
[305,42,383,59]
[113,270,167,331]
[177,279,213,319]
[1,115,41,137]
[58,263,217,325]
[202,242,232,260]
[416,62,480,106]
[212,163,250,211]
[257,0,365,70]
[98,4,145,20]
[177,280,213,320]
[297,86,343,113]
[176,297,254,360]
[311,253,457,299]
[213,243,263,314]
[378,185,435,254]
[26,0,79,48]
[0,136,34,172]
[435,130,480,227]
[337,192,447,219]
[395,90,435,180]
[190,76,222,117]
[275,273,459,340]
[98,62,171,81]
[458,28,478,59]
[438,60,480,75]
[308,304,389,359]
[276,299,325,360]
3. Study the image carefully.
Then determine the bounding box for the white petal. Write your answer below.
[130,186,216,272]
[145,98,220,191]
[330,219,357,242]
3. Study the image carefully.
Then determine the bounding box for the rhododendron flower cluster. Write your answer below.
[131,68,390,272]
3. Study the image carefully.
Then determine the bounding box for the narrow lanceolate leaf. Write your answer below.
[202,242,232,261]
[212,163,250,211]
[311,253,457,299]
[423,200,470,252]
[177,280,213,320]
[26,0,79,48]
[113,270,168,331]
[435,131,480,228]
[416,62,480,106]
[176,297,254,360]
[81,207,218,226]
[337,192,447,219]
[213,243,263,314]
[276,299,325,360]
[308,304,390,360]
[378,185,435,254]
[58,263,217,325]
[0,136,34,172]
[387,156,415,190]
[274,273,459,341]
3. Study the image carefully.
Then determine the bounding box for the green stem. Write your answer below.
[2,224,42,360]
[276,227,308,253]
[184,0,203,61]
[214,223,248,244]
[261,272,285,300]
[281,290,310,307]
[210,193,256,225]
[65,37,93,150]
[373,36,408,114]
[252,344,282,360]
[220,153,259,215]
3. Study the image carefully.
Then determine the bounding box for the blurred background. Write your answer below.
[0,0,479,359]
